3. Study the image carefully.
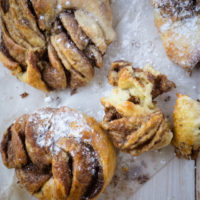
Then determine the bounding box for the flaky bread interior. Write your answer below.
[101,61,175,156]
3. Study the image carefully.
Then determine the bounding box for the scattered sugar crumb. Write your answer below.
[44,96,52,103]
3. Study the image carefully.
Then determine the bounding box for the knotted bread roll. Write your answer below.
[0,0,115,91]
[1,106,116,200]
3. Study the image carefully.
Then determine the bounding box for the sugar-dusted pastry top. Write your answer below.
[152,0,200,71]
[0,0,115,91]
[173,94,200,159]
[0,106,116,200]
[152,0,200,20]
[101,60,175,156]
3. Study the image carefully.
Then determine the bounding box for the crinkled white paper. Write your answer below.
[0,0,200,199]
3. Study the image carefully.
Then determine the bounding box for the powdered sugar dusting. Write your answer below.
[29,107,93,154]
[159,15,200,51]
[153,0,200,70]
[28,109,54,148]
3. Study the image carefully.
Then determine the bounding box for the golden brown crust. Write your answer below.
[172,94,200,159]
[1,115,28,168]
[1,106,116,200]
[44,44,67,90]
[50,32,94,89]
[0,0,115,91]
[152,0,200,71]
[101,61,175,156]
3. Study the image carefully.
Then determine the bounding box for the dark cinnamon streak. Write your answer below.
[0,0,103,90]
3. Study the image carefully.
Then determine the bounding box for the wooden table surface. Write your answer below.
[131,156,197,200]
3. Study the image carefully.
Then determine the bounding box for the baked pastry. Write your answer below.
[152,0,200,71]
[101,61,175,156]
[0,0,115,91]
[1,107,116,200]
[173,94,200,159]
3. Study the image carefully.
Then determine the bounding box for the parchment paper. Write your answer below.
[0,0,200,199]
